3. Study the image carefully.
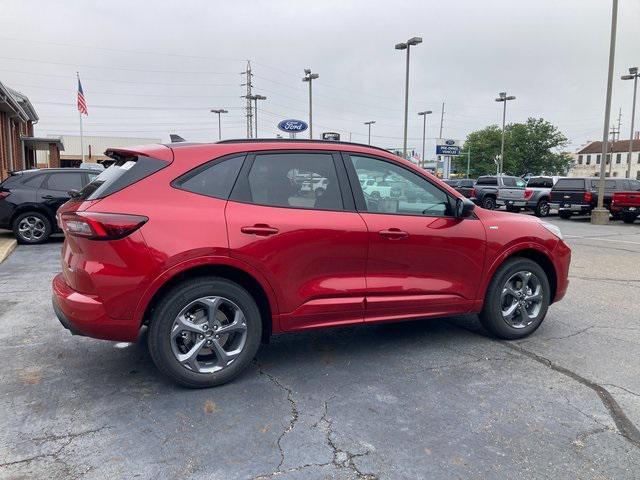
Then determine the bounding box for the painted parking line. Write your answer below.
[564,235,640,245]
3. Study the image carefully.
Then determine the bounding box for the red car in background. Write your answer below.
[52,140,570,387]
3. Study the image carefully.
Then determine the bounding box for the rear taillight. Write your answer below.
[470,188,476,198]
[524,188,533,200]
[0,191,9,199]
[584,191,593,202]
[60,212,148,240]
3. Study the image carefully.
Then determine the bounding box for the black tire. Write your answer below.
[558,210,572,219]
[479,257,550,340]
[482,196,496,210]
[147,277,262,388]
[535,199,550,217]
[622,213,638,224]
[12,211,52,244]
[505,205,520,213]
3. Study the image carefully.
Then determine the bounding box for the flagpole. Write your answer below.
[76,72,85,163]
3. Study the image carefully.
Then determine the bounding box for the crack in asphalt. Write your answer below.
[0,426,110,469]
[569,275,640,285]
[502,342,640,449]
[255,363,300,471]
[603,384,640,398]
[537,325,596,341]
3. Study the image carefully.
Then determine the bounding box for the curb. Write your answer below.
[0,234,17,265]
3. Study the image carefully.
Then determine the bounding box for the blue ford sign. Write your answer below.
[278,119,308,133]
[436,138,460,156]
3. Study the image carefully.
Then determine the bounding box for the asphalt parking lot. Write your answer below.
[1,215,639,480]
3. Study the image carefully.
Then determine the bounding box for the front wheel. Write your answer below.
[148,277,262,388]
[535,200,550,217]
[482,196,496,210]
[479,258,550,340]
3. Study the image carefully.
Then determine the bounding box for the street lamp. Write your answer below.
[495,92,516,175]
[364,121,376,145]
[622,67,639,179]
[395,37,422,159]
[417,110,432,167]
[248,95,267,138]
[210,109,228,141]
[302,69,319,139]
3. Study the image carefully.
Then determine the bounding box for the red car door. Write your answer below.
[226,150,368,332]
[345,153,486,323]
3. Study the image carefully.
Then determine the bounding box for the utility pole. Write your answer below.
[418,111,432,168]
[495,92,516,175]
[608,123,619,176]
[210,109,228,141]
[593,0,618,225]
[241,61,253,138]
[622,67,639,179]
[438,102,445,175]
[302,69,319,139]
[466,146,471,179]
[364,121,375,145]
[249,95,267,138]
[395,37,423,159]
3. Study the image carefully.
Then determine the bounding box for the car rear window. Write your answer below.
[75,154,168,201]
[590,180,616,190]
[527,177,553,188]
[554,178,586,190]
[476,177,497,185]
[173,155,244,199]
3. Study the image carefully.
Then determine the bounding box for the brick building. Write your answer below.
[0,81,63,181]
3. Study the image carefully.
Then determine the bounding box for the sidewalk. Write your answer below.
[0,230,17,264]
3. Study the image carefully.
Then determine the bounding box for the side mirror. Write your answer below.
[455,197,475,218]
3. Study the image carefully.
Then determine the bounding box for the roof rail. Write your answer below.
[215,138,397,156]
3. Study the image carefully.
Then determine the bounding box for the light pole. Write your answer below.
[417,110,432,167]
[364,121,375,145]
[622,67,639,179]
[248,95,267,138]
[302,69,319,139]
[210,109,228,141]
[495,92,516,175]
[395,37,422,159]
[593,0,618,225]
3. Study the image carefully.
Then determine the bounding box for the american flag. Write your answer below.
[77,77,88,115]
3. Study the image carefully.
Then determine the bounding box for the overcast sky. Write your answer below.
[1,0,639,158]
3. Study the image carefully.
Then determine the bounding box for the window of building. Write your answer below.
[578,155,583,165]
[243,152,343,211]
[616,153,622,164]
[606,154,611,164]
[173,155,244,199]
[349,155,452,217]
[586,155,591,165]
[596,154,601,164]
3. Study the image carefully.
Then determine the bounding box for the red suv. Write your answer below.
[52,140,570,387]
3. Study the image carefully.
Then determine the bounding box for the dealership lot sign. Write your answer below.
[436,138,460,156]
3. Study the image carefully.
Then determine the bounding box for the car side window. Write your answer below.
[243,152,343,211]
[502,177,516,187]
[22,174,45,188]
[173,155,244,199]
[349,155,452,217]
[46,173,84,192]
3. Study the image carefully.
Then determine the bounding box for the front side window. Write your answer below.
[173,155,244,199]
[349,155,452,217]
[46,173,84,192]
[244,152,343,211]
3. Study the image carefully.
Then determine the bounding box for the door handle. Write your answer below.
[241,224,279,236]
[378,228,409,239]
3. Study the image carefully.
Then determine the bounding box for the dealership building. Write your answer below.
[571,139,640,179]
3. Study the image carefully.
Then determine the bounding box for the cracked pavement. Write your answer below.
[1,216,639,479]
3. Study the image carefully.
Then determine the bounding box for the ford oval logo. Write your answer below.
[278,119,308,132]
[445,139,455,146]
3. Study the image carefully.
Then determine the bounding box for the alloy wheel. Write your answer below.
[500,271,544,328]
[18,216,46,241]
[170,296,248,374]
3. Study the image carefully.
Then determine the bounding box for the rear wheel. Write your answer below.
[505,205,520,213]
[535,199,550,217]
[12,211,52,244]
[479,258,550,340]
[623,213,638,224]
[482,196,496,210]
[558,210,572,219]
[148,277,262,388]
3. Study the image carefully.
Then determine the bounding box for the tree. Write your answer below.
[453,118,573,177]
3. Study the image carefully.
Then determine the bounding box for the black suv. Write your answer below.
[0,168,98,243]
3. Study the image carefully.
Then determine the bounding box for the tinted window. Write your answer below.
[244,153,343,211]
[527,177,553,188]
[46,173,84,191]
[629,180,640,191]
[22,174,46,188]
[350,155,452,217]
[173,155,244,199]
[460,179,475,187]
[476,177,497,185]
[590,180,616,189]
[444,180,460,187]
[554,178,586,190]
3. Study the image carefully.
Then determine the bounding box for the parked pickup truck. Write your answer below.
[611,179,640,223]
[444,178,475,198]
[519,176,563,217]
[471,175,526,210]
[549,177,632,219]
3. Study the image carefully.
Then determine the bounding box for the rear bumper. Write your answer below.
[497,199,527,207]
[52,273,140,342]
[550,203,591,213]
